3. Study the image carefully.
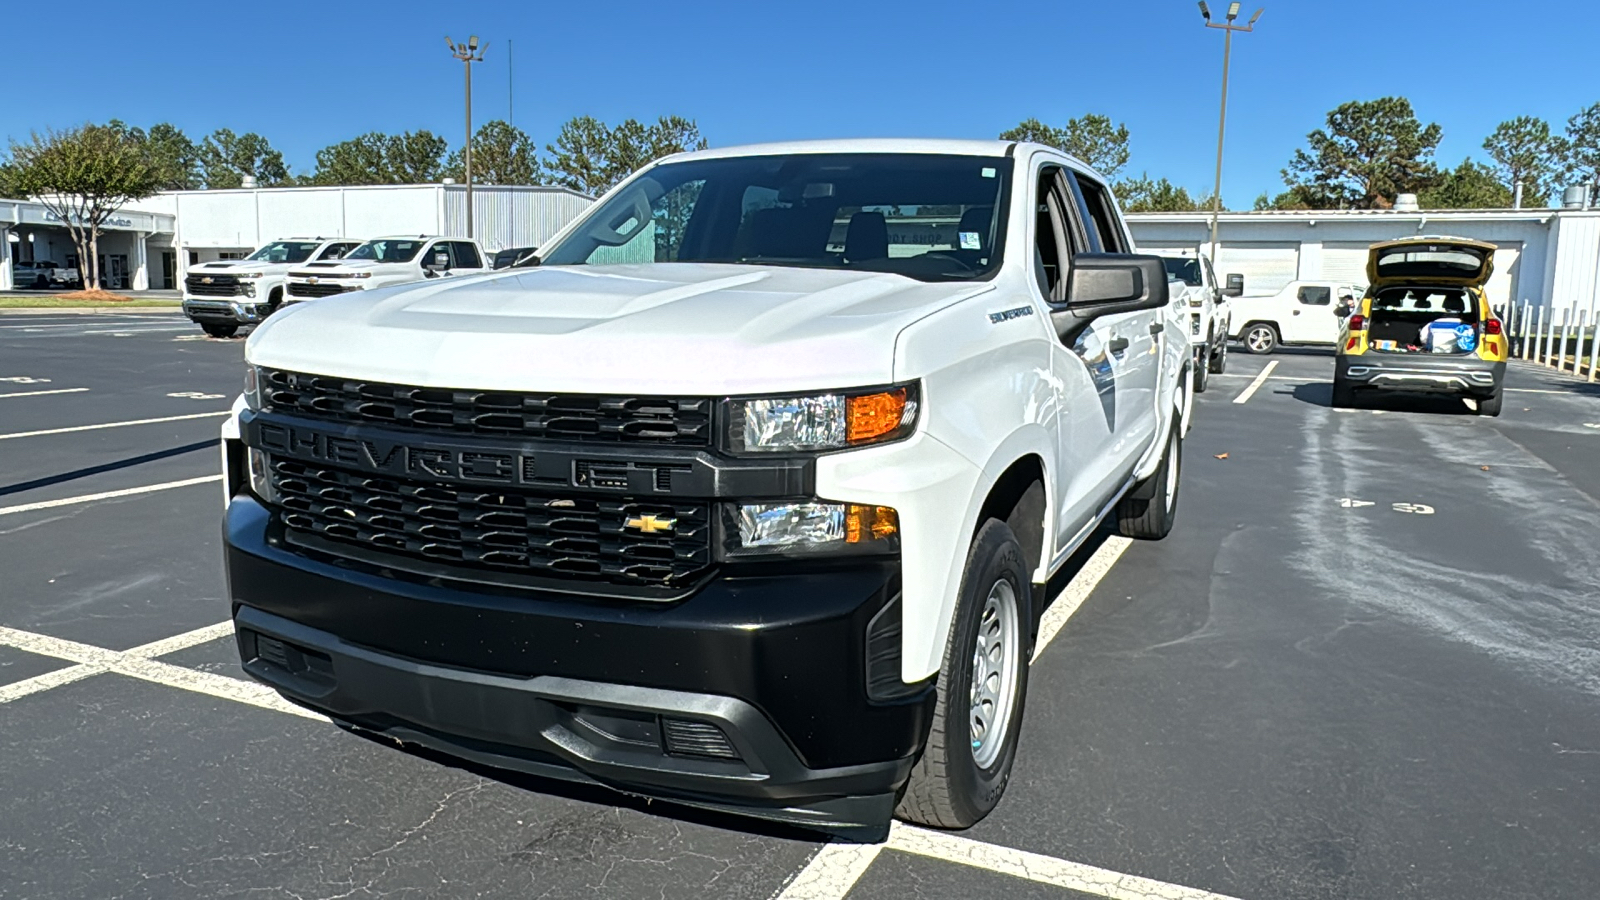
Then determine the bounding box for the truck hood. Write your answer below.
[191,259,292,273]
[247,263,994,395]
[289,259,395,276]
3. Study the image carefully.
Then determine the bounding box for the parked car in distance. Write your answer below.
[184,238,363,338]
[283,236,489,304]
[222,139,1191,834]
[1157,252,1235,391]
[492,246,539,269]
[13,260,75,289]
[1227,279,1365,354]
[1334,236,1508,415]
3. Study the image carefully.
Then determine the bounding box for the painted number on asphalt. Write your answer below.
[168,391,227,401]
[1339,498,1376,508]
[0,377,51,384]
[1391,503,1435,515]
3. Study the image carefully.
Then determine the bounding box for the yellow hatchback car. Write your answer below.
[1334,236,1509,416]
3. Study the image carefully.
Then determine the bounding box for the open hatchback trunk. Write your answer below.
[1362,237,1497,355]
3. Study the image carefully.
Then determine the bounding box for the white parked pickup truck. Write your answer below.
[283,236,489,304]
[1157,252,1235,391]
[220,140,1190,833]
[1228,279,1364,354]
[183,238,363,338]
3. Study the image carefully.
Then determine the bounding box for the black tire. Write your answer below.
[1118,414,1182,540]
[1331,377,1357,409]
[266,287,284,312]
[1477,390,1503,417]
[1208,332,1228,373]
[202,323,238,339]
[1193,349,1211,393]
[897,520,1032,830]
[1241,323,1279,355]
[33,274,49,289]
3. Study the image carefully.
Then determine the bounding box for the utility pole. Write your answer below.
[446,35,488,238]
[508,39,514,128]
[1199,2,1262,265]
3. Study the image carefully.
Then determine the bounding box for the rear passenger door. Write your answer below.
[1284,283,1338,343]
[448,241,486,274]
[1068,171,1160,466]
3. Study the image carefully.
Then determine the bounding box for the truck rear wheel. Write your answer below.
[1117,413,1182,540]
[1242,323,1279,354]
[897,519,1032,830]
[202,323,238,339]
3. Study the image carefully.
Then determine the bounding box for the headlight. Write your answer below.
[247,447,277,504]
[728,502,898,556]
[236,272,265,279]
[352,271,373,279]
[240,282,257,298]
[243,365,263,411]
[726,384,918,454]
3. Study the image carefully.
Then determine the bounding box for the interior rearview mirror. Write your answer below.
[1224,273,1244,297]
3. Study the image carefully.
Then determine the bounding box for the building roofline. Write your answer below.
[1126,207,1594,223]
[153,183,594,202]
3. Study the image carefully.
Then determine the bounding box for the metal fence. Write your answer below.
[1501,302,1600,382]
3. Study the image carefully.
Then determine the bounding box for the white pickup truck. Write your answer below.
[221,140,1190,833]
[283,236,489,304]
[1228,279,1364,354]
[183,238,363,338]
[1157,252,1235,391]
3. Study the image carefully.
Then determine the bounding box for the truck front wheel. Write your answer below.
[1193,348,1211,393]
[1208,332,1228,373]
[202,323,238,339]
[897,520,1032,830]
[1117,412,1182,540]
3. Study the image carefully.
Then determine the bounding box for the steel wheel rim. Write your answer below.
[969,578,1021,769]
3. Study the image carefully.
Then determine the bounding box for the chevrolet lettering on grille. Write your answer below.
[255,421,523,483]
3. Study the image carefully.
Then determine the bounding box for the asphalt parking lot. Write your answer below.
[3,312,1599,900]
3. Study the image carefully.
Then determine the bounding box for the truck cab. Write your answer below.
[1157,251,1233,391]
[1228,279,1364,354]
[222,140,1189,833]
[283,236,488,304]
[183,238,362,338]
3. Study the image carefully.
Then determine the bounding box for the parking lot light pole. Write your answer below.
[1199,2,1262,265]
[446,35,488,239]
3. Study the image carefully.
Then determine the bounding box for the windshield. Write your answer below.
[538,153,1013,282]
[345,240,426,263]
[246,241,321,264]
[1162,257,1203,286]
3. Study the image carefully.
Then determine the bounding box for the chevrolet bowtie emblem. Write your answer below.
[200,276,214,284]
[624,514,676,534]
[306,276,319,285]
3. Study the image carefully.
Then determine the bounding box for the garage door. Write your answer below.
[1138,240,1203,256]
[1214,242,1300,296]
[1320,242,1372,286]
[1485,242,1522,310]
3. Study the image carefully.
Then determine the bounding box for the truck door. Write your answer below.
[1068,171,1160,470]
[1283,283,1339,343]
[1033,164,1125,557]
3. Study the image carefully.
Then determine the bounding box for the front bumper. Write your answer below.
[183,298,269,325]
[225,497,932,829]
[1336,355,1505,397]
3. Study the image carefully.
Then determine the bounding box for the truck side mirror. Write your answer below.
[1049,253,1171,343]
[426,251,450,273]
[1224,273,1244,297]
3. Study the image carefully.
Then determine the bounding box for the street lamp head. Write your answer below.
[1198,0,1211,20]
[468,35,479,50]
[1248,7,1264,25]
[1227,2,1241,19]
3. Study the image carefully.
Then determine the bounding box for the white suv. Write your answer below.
[284,236,489,304]
[221,140,1189,832]
[183,238,362,338]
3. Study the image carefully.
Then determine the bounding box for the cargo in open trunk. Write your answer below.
[1363,287,1482,355]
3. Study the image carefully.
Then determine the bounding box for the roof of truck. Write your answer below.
[657,138,1107,185]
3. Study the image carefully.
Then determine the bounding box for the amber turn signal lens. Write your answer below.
[846,389,909,444]
[845,505,899,543]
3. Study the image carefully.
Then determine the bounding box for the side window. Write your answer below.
[1298,285,1332,306]
[451,242,483,269]
[316,242,353,261]
[1032,166,1076,302]
[1073,175,1130,254]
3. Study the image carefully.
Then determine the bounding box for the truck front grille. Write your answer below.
[259,369,713,446]
[287,281,351,299]
[269,458,712,587]
[186,274,241,297]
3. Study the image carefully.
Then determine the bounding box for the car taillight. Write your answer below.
[1485,319,1503,335]
[1348,315,1366,331]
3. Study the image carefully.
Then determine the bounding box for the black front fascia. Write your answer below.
[240,409,812,500]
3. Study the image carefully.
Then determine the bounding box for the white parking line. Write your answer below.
[0,620,237,704]
[0,624,321,720]
[1035,536,1131,659]
[1232,360,1280,405]
[0,410,228,441]
[775,841,887,899]
[0,387,89,399]
[0,475,222,516]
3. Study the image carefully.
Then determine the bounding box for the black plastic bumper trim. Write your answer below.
[1338,356,1505,396]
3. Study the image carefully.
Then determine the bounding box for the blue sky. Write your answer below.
[8,0,1599,205]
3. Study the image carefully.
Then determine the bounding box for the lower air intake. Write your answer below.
[661,718,740,760]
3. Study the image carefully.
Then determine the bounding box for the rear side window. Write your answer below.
[316,242,358,260]
[449,242,483,269]
[1298,285,1332,306]
[1073,175,1129,253]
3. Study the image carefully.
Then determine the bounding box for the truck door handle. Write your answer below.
[1149,322,1164,336]
[1108,337,1130,353]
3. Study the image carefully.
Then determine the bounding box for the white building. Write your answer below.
[1128,208,1600,316]
[0,183,593,291]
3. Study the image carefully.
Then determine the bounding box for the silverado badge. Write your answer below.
[623,514,676,535]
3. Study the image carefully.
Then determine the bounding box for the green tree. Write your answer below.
[1282,97,1442,209]
[1483,116,1557,206]
[199,128,289,188]
[1418,158,1513,209]
[311,133,389,185]
[1559,102,1600,200]
[1001,114,1131,180]
[444,120,539,185]
[1116,174,1213,212]
[384,130,449,183]
[109,120,201,190]
[539,115,708,195]
[3,125,162,289]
